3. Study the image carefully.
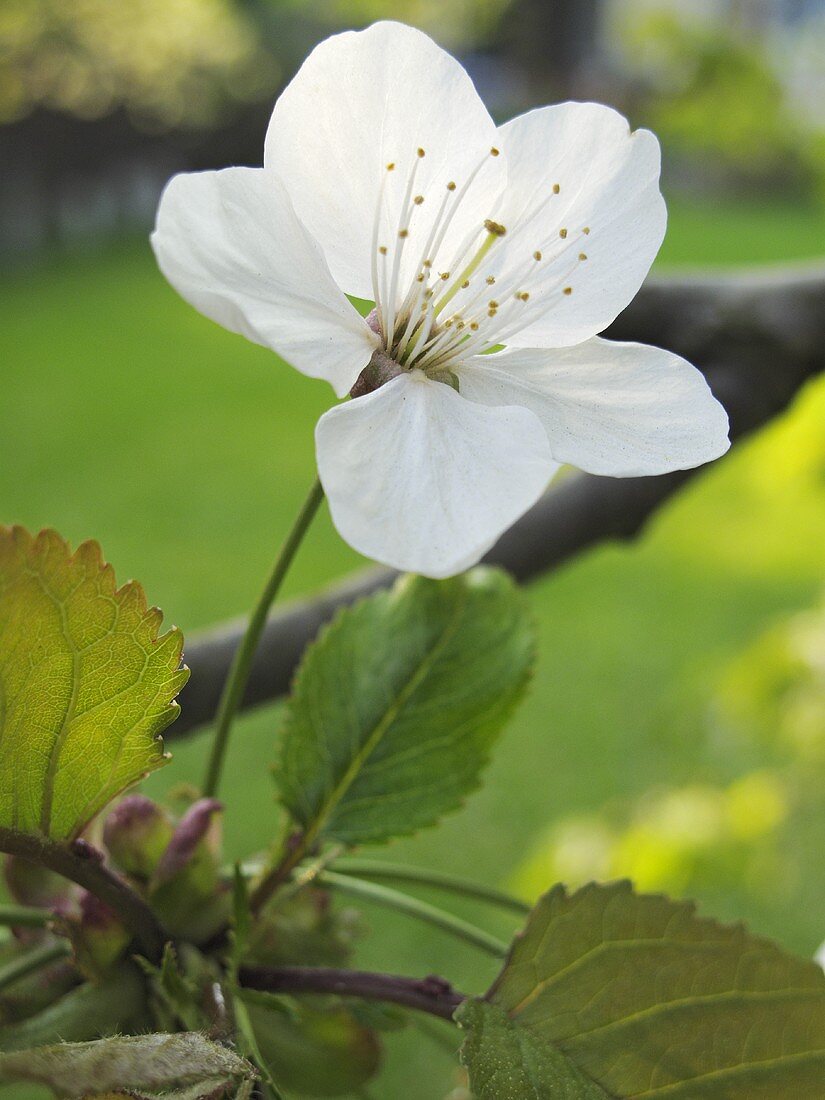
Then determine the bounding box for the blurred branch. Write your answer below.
[173,262,825,739]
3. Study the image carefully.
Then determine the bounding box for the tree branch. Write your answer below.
[237,965,464,1022]
[173,263,825,736]
[0,829,166,962]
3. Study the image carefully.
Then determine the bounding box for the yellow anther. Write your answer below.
[583,226,591,234]
[417,147,426,157]
[579,252,588,261]
[486,275,496,285]
[416,273,425,282]
[488,299,499,309]
[414,195,424,205]
[490,146,500,157]
[378,246,388,255]
[484,219,507,237]
[533,250,542,261]
[488,308,497,318]
[398,229,409,239]
[559,228,568,239]
[423,259,432,268]
[440,272,450,281]
[386,162,396,171]
[470,322,479,331]
[563,286,573,295]
[447,181,457,191]
[461,280,470,289]
[516,291,530,301]
[456,320,465,330]
[552,183,560,194]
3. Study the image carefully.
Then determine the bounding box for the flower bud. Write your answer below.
[150,799,229,943]
[4,855,71,914]
[63,892,130,981]
[102,795,175,881]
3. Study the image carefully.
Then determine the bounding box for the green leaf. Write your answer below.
[458,881,825,1098]
[277,568,535,846]
[242,996,380,1097]
[456,1001,607,1099]
[0,527,188,840]
[0,1032,255,1098]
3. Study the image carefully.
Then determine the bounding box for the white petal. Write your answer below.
[316,371,557,577]
[151,167,378,397]
[458,339,730,476]
[469,103,666,348]
[265,21,504,299]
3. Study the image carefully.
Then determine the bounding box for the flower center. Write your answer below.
[360,143,591,393]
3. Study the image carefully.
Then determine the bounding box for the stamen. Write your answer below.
[563,286,573,295]
[559,228,568,239]
[579,252,588,261]
[433,227,503,316]
[385,149,426,346]
[552,183,560,193]
[533,251,542,261]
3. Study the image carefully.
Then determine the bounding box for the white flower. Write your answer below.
[152,21,730,578]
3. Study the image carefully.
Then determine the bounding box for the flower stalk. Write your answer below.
[203,477,325,798]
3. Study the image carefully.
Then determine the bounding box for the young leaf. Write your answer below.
[458,881,825,1098]
[277,568,535,846]
[0,527,188,840]
[241,996,381,1097]
[0,1032,256,1098]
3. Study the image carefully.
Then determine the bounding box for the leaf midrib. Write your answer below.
[631,1046,825,1097]
[546,986,825,1048]
[34,565,85,836]
[303,585,469,845]
[505,935,751,1017]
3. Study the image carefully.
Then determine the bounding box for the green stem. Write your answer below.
[203,477,325,798]
[330,858,530,916]
[0,904,53,929]
[0,941,70,994]
[316,871,508,959]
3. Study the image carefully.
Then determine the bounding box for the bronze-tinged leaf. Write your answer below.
[0,527,188,840]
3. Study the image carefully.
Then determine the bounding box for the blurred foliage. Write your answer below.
[0,0,278,128]
[276,0,511,48]
[615,11,825,197]
[512,379,825,938]
[512,590,825,939]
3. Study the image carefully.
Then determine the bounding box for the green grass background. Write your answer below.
[2,196,825,1097]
